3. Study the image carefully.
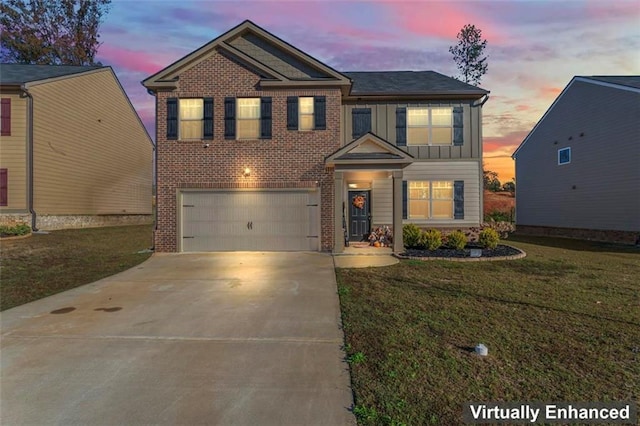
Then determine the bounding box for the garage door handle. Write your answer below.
[247,221,253,230]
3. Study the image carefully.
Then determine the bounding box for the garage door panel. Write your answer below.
[181,190,318,252]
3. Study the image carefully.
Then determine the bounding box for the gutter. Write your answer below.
[471,94,490,108]
[21,84,38,231]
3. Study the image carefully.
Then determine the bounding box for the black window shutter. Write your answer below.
[314,96,326,130]
[166,98,178,140]
[402,180,408,220]
[352,108,371,139]
[453,106,464,146]
[0,168,7,206]
[287,96,298,130]
[203,97,214,140]
[260,97,272,139]
[396,107,406,146]
[454,180,464,219]
[224,97,235,140]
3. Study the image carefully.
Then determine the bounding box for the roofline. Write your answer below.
[513,76,640,159]
[0,66,107,88]
[577,76,640,93]
[343,92,488,101]
[325,132,414,165]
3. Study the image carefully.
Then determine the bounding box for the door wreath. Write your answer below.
[352,195,366,209]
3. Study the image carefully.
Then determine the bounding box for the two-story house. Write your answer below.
[142,20,488,253]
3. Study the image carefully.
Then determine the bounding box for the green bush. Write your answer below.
[479,228,500,249]
[0,223,31,237]
[445,230,467,250]
[402,224,421,249]
[419,229,442,251]
[484,210,513,222]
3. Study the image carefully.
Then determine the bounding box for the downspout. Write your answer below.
[21,84,38,232]
[471,94,490,225]
[148,88,158,250]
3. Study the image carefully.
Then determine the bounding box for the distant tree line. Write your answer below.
[483,167,515,193]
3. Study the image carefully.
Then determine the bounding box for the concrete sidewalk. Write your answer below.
[1,252,355,425]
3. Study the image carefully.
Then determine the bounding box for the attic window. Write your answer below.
[558,147,571,165]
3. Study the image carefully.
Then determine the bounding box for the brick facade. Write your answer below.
[154,50,341,252]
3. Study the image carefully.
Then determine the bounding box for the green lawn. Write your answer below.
[1,225,153,311]
[336,235,640,425]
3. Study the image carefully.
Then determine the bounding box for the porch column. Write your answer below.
[392,170,404,253]
[333,171,345,253]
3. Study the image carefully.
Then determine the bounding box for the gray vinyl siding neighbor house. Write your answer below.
[512,76,640,244]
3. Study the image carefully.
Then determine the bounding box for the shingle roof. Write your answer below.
[581,75,640,90]
[343,71,488,96]
[0,64,104,85]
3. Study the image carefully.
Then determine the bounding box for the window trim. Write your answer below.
[178,98,204,140]
[236,97,261,140]
[408,180,454,220]
[558,147,571,165]
[298,96,314,131]
[406,107,453,146]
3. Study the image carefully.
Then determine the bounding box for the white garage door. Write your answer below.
[180,190,319,252]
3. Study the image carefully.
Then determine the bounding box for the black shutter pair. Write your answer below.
[352,108,371,139]
[224,97,272,140]
[166,97,213,140]
[395,106,464,146]
[286,96,326,130]
[402,180,464,219]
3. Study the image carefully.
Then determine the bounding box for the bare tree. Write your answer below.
[449,24,488,86]
[0,0,111,65]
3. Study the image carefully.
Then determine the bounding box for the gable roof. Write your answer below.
[142,20,351,91]
[344,71,488,98]
[325,132,414,167]
[0,64,104,86]
[512,75,640,158]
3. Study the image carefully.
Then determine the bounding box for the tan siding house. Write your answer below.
[513,76,640,244]
[0,64,153,230]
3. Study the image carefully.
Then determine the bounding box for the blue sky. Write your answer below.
[96,0,640,180]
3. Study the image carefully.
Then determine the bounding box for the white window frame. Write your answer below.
[408,180,454,220]
[558,147,571,165]
[178,98,204,140]
[237,98,261,140]
[299,97,314,131]
[407,107,453,146]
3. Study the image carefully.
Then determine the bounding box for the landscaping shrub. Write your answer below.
[0,223,31,237]
[484,210,513,223]
[483,220,515,239]
[419,229,442,251]
[479,228,500,249]
[402,224,421,249]
[445,230,467,250]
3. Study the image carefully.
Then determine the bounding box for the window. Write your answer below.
[179,99,203,140]
[299,97,314,130]
[558,147,571,165]
[408,181,453,219]
[0,98,10,136]
[237,98,260,139]
[407,107,452,145]
[0,168,7,206]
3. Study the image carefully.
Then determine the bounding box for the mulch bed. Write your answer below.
[402,244,523,259]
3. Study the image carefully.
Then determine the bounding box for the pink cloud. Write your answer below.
[515,104,531,112]
[537,86,563,100]
[98,44,172,75]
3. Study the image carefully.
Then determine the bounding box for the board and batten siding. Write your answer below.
[403,161,481,226]
[29,69,153,215]
[0,92,28,210]
[340,101,482,160]
[515,80,640,232]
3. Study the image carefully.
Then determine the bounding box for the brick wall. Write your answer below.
[155,50,341,252]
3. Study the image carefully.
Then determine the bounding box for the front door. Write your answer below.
[348,190,371,242]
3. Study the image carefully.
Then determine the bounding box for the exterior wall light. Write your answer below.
[243,167,251,177]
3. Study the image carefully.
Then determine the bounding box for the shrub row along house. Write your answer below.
[0,65,153,230]
[142,20,489,253]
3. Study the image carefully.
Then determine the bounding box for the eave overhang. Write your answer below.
[325,132,414,168]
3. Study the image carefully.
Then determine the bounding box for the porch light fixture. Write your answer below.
[348,183,357,188]
[243,167,251,177]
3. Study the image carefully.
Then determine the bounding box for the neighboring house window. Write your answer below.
[287,96,326,131]
[179,99,203,140]
[558,147,571,165]
[0,98,10,136]
[237,98,261,139]
[0,168,7,206]
[299,97,314,130]
[403,180,464,220]
[407,107,452,145]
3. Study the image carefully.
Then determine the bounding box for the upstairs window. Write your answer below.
[407,107,452,146]
[299,97,314,131]
[237,98,261,139]
[287,96,326,131]
[179,99,203,140]
[558,147,571,165]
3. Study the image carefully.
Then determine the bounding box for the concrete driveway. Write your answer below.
[1,252,355,425]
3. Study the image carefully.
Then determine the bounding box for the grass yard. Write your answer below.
[1,225,153,311]
[336,235,640,425]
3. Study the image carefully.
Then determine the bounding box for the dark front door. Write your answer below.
[348,190,371,242]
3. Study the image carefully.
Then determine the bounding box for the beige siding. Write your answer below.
[0,92,27,210]
[372,177,393,225]
[341,101,482,160]
[29,69,152,215]
[403,161,481,226]
[515,81,640,232]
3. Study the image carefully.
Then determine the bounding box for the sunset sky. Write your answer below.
[96,0,639,181]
